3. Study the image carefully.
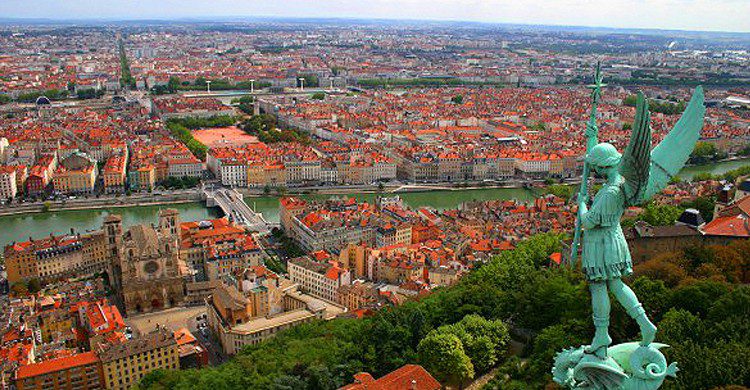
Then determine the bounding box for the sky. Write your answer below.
[1,0,749,33]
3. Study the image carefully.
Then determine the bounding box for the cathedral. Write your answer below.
[104,209,186,315]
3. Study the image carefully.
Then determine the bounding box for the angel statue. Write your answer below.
[553,69,705,390]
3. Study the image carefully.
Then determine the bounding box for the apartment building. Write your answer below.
[98,329,179,390]
[167,157,203,178]
[52,153,97,195]
[207,280,345,355]
[4,231,108,284]
[288,256,351,303]
[102,154,127,194]
[0,165,17,199]
[15,352,104,390]
[179,218,265,281]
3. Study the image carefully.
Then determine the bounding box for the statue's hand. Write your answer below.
[578,201,588,217]
[585,122,598,138]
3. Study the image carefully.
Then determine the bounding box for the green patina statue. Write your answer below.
[553,64,706,390]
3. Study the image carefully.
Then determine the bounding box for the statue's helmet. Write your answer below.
[585,143,622,167]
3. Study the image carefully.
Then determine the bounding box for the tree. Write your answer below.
[727,240,750,283]
[451,95,464,104]
[27,278,42,294]
[633,254,688,288]
[667,341,750,389]
[545,184,573,201]
[270,375,308,390]
[11,281,29,296]
[527,319,590,381]
[241,114,277,134]
[431,315,510,374]
[707,245,745,283]
[311,92,325,100]
[303,365,337,390]
[298,74,319,88]
[512,270,588,332]
[135,235,750,390]
[670,279,729,317]
[707,285,750,324]
[680,195,716,223]
[658,309,705,345]
[168,76,181,92]
[417,331,474,387]
[637,203,683,226]
[630,276,672,323]
[691,141,720,163]
[76,88,104,99]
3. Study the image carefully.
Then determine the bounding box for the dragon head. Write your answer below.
[553,346,586,388]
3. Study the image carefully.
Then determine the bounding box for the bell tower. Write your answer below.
[158,208,180,250]
[103,214,123,292]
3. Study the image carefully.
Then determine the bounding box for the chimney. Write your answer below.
[411,379,418,390]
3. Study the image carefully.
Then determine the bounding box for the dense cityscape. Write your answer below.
[0,13,749,390]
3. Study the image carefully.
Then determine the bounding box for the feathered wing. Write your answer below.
[642,86,706,201]
[619,92,652,206]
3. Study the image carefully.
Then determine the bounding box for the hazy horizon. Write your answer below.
[1,0,749,33]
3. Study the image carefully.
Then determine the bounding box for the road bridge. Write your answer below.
[202,186,272,232]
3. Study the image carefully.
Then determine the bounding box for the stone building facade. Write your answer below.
[105,209,186,315]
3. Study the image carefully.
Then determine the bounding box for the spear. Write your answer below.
[569,62,605,265]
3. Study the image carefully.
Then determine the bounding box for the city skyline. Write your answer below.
[1,0,750,33]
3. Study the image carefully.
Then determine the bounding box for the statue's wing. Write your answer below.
[574,361,628,389]
[642,86,706,201]
[619,92,652,206]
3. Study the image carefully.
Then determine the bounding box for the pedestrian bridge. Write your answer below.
[202,186,272,233]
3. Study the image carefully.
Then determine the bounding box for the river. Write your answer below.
[0,158,747,249]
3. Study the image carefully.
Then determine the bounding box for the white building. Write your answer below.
[288,256,352,303]
[168,158,204,178]
[0,137,9,163]
[207,153,248,187]
[0,165,17,200]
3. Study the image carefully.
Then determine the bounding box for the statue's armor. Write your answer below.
[581,175,632,281]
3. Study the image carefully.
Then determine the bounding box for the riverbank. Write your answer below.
[0,187,534,249]
[0,157,746,249]
[1,157,747,219]
[0,202,221,249]
[0,191,201,217]
[239,178,552,197]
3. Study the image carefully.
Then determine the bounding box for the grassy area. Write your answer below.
[118,38,135,88]
[165,115,238,161]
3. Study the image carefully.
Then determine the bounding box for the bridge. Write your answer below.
[202,186,273,233]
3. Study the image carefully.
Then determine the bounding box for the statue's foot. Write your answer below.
[638,316,657,346]
[585,333,612,358]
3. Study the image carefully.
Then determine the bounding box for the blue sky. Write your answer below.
[1,0,749,33]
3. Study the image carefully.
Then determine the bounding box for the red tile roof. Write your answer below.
[340,364,441,390]
[702,214,750,237]
[173,328,197,346]
[15,351,99,379]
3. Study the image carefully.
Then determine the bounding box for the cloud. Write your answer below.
[1,0,748,32]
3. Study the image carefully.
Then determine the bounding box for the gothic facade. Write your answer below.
[105,209,186,315]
